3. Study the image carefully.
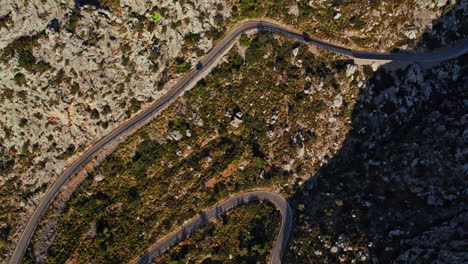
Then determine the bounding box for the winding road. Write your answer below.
[133,191,292,264]
[9,20,468,264]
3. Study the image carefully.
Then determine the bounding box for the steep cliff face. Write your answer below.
[288,54,467,264]
[287,1,467,262]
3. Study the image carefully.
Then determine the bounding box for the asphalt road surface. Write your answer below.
[10,20,468,264]
[132,191,292,264]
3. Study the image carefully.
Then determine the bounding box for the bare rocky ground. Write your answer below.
[0,0,231,261]
[0,0,230,188]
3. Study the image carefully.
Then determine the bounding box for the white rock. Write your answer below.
[317,82,324,91]
[346,64,357,77]
[331,246,339,253]
[333,95,343,108]
[371,62,379,72]
[293,47,299,57]
[198,35,213,52]
[436,0,447,7]
[169,130,183,141]
[94,173,105,182]
[288,4,300,17]
[297,147,305,158]
[230,117,243,128]
[404,29,417,40]
[0,0,65,49]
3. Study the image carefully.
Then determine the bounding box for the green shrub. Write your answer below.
[90,109,100,119]
[176,61,191,73]
[16,91,27,100]
[239,34,251,47]
[127,97,142,115]
[57,144,76,160]
[184,33,201,45]
[13,73,27,86]
[147,21,156,32]
[214,14,224,26]
[349,15,366,30]
[245,34,266,64]
[351,36,374,48]
[121,56,130,66]
[239,0,260,18]
[100,0,121,10]
[66,8,81,33]
[120,43,132,54]
[153,12,161,22]
[70,82,80,94]
[19,118,28,127]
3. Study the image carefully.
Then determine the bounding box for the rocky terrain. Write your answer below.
[0,0,233,261]
[0,0,462,263]
[287,54,467,264]
[287,1,468,263]
[0,0,230,185]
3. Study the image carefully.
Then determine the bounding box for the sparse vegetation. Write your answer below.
[1,32,50,73]
[245,34,266,64]
[37,32,359,263]
[57,144,76,160]
[155,202,280,263]
[66,7,81,33]
[226,0,422,50]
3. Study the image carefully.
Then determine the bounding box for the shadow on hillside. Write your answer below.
[286,1,467,263]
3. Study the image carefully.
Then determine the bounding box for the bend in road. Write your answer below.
[133,191,292,264]
[10,20,468,264]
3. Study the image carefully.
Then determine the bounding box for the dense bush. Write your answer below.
[1,32,50,73]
